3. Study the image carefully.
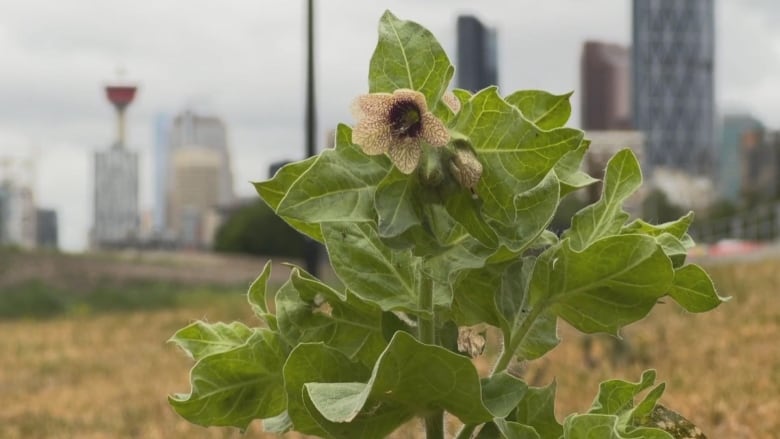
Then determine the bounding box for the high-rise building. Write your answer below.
[632,0,715,175]
[456,15,498,92]
[169,111,234,207]
[92,82,139,248]
[581,41,632,130]
[169,147,221,248]
[0,180,36,249]
[719,115,763,202]
[153,113,171,233]
[93,147,139,246]
[35,208,58,249]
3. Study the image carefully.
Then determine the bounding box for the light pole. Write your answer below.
[304,0,319,276]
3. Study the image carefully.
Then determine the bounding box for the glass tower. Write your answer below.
[632,0,715,175]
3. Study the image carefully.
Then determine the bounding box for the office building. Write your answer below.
[153,113,171,233]
[632,0,715,175]
[456,15,498,92]
[0,180,36,249]
[169,111,234,207]
[36,208,58,249]
[169,147,221,248]
[581,41,632,130]
[719,115,764,202]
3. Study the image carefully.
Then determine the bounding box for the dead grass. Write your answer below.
[0,256,777,438]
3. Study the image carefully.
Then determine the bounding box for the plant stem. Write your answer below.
[417,273,435,345]
[417,273,443,439]
[492,303,545,374]
[455,424,477,439]
[424,412,445,439]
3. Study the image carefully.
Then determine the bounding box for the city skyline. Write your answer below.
[0,1,778,251]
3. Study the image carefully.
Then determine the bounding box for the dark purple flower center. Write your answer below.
[388,100,422,139]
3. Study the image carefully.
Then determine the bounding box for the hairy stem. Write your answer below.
[417,273,435,345]
[492,303,545,373]
[417,273,442,439]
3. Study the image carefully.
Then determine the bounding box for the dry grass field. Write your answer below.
[0,254,778,438]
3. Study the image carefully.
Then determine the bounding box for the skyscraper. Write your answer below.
[92,83,139,248]
[153,113,171,233]
[632,0,715,175]
[456,15,498,92]
[581,41,632,130]
[720,115,763,201]
[168,111,234,207]
[166,110,235,247]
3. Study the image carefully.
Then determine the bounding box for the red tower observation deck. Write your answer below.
[105,84,137,148]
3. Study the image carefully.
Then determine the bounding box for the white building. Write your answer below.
[92,146,139,247]
[0,180,36,249]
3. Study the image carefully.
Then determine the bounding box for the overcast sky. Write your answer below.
[0,0,777,251]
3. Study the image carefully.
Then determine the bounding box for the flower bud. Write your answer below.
[448,147,483,191]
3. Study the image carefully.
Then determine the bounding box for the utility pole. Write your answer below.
[304,0,319,276]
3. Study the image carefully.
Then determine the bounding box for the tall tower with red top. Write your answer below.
[105,83,137,148]
[91,76,140,249]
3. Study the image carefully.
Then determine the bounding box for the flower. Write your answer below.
[352,89,449,174]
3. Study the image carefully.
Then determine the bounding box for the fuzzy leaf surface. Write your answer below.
[369,11,454,107]
[505,89,573,130]
[453,87,582,228]
[169,330,286,430]
[530,235,674,334]
[565,149,642,251]
[305,331,493,426]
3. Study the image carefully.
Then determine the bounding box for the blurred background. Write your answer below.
[0,1,778,438]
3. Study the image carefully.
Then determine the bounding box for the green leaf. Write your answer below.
[247,261,277,329]
[444,189,499,248]
[169,330,286,430]
[564,149,642,251]
[453,87,583,228]
[304,331,493,425]
[262,411,292,434]
[374,167,422,238]
[589,370,657,416]
[563,414,624,439]
[554,139,598,195]
[275,267,387,366]
[505,90,573,130]
[622,213,696,266]
[530,235,674,334]
[494,419,543,439]
[514,381,563,439]
[481,372,529,418]
[274,124,390,225]
[494,170,560,254]
[451,263,505,328]
[622,212,694,242]
[668,264,727,312]
[369,11,454,107]
[323,222,433,312]
[168,321,254,361]
[254,156,323,241]
[283,343,408,438]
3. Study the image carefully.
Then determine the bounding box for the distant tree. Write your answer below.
[642,188,686,224]
[705,198,738,221]
[214,201,306,258]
